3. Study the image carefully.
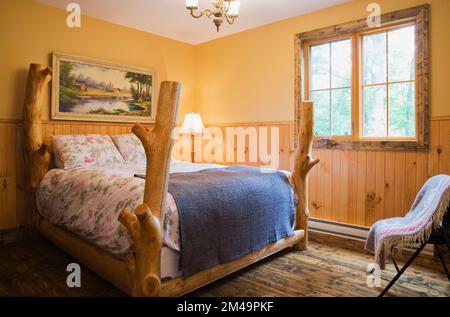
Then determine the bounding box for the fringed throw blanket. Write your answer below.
[365,174,450,268]
[168,166,295,277]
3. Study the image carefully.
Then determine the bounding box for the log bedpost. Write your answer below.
[118,81,181,297]
[292,101,319,251]
[23,64,52,190]
[23,63,52,228]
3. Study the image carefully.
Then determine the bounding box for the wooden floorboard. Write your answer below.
[0,232,448,297]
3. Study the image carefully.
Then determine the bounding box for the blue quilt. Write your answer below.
[168,166,295,277]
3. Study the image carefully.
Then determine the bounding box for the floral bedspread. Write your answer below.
[36,161,224,256]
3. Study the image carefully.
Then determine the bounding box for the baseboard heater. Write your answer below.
[308,218,434,256]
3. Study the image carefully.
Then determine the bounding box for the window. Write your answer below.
[362,25,415,138]
[307,25,415,140]
[309,38,352,137]
[295,6,429,150]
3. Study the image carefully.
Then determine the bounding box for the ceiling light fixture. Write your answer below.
[185,0,240,32]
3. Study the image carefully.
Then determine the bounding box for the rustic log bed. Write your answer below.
[23,63,318,297]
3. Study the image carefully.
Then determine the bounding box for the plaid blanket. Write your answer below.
[365,174,450,268]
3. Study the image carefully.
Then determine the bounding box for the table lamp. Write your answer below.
[180,113,205,162]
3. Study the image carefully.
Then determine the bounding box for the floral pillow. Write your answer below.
[53,135,125,169]
[111,134,146,165]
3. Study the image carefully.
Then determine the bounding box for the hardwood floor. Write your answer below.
[0,232,448,297]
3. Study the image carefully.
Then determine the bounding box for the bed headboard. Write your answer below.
[22,64,160,188]
[22,62,180,217]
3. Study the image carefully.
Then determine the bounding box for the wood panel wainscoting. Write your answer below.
[0,117,449,231]
[202,118,450,228]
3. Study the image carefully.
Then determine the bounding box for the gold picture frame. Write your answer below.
[52,52,157,123]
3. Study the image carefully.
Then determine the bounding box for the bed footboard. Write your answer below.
[119,99,318,296]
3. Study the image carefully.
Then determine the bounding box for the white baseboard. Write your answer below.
[309,217,369,240]
[308,218,434,256]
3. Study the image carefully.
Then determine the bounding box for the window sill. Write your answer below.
[313,138,428,151]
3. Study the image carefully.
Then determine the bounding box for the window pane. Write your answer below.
[311,90,330,136]
[331,88,351,136]
[310,43,330,90]
[388,25,415,82]
[363,85,387,137]
[331,39,352,88]
[389,82,415,137]
[363,32,387,85]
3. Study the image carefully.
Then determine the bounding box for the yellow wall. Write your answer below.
[0,0,196,121]
[2,0,448,125]
[195,0,450,124]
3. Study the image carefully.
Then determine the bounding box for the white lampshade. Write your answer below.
[186,0,199,9]
[181,113,205,135]
[227,0,240,17]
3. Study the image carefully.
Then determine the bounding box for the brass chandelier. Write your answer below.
[185,0,241,32]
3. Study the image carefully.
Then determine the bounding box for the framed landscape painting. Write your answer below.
[52,52,156,123]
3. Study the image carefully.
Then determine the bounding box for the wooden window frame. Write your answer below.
[294,5,429,151]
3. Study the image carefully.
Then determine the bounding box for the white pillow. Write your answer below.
[111,134,146,165]
[53,134,125,169]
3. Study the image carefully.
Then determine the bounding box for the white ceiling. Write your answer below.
[36,0,350,44]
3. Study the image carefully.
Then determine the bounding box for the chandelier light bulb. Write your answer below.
[227,1,240,18]
[186,0,199,10]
